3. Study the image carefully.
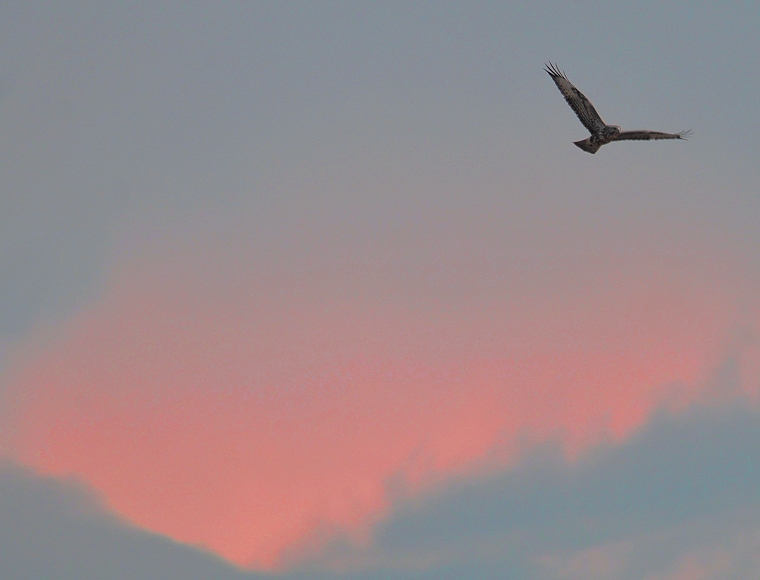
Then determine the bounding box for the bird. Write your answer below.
[545,62,691,154]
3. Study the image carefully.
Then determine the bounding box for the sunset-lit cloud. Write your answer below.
[4,215,755,568]
[5,400,760,579]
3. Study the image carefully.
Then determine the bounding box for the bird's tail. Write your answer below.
[573,138,601,154]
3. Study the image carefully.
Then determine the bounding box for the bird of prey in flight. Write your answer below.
[545,63,691,154]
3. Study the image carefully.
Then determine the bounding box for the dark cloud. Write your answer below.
[0,462,258,580]
[300,402,760,578]
[378,405,759,544]
[539,510,760,580]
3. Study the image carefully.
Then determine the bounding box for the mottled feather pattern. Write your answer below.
[545,62,691,154]
[615,130,692,141]
[544,63,606,135]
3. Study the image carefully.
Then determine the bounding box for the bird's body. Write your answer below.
[545,63,690,154]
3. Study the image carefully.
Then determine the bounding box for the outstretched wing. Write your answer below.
[613,129,692,142]
[545,62,606,135]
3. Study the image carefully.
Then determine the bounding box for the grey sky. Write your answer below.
[1,2,758,323]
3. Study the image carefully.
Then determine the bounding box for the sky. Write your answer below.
[1,1,760,578]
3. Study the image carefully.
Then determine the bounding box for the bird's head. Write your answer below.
[603,125,622,138]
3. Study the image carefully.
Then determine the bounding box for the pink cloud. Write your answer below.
[2,225,751,569]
